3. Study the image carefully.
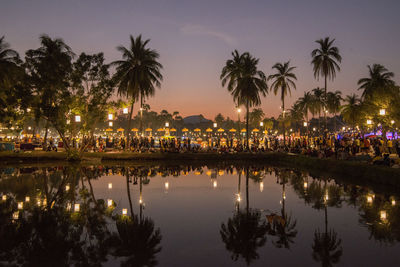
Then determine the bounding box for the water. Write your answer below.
[0,163,399,266]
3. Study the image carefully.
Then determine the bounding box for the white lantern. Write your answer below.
[303,122,308,127]
[379,109,386,116]
[123,108,129,114]
[213,123,217,128]
[367,119,372,125]
[122,208,127,215]
[74,203,80,212]
[108,113,113,120]
[75,115,81,122]
[109,121,113,127]
[260,122,264,127]
[165,122,169,127]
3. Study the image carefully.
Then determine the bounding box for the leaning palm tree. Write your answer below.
[357,64,395,99]
[220,50,268,149]
[326,91,342,132]
[112,35,163,149]
[267,61,297,145]
[311,37,342,129]
[0,36,20,79]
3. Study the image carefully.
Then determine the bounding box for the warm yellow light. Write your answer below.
[108,183,112,189]
[65,184,70,191]
[260,122,264,127]
[108,113,113,120]
[237,108,241,113]
[2,195,6,201]
[74,203,80,212]
[13,211,19,220]
[213,123,217,128]
[43,199,47,206]
[165,181,169,190]
[379,109,386,116]
[367,119,372,125]
[139,197,143,204]
[107,199,113,207]
[75,115,81,122]
[18,202,23,210]
[213,180,217,188]
[259,182,264,192]
[109,121,113,127]
[324,192,329,202]
[25,196,30,202]
[380,210,387,220]
[313,127,316,131]
[28,126,32,130]
[236,194,241,202]
[367,196,373,203]
[66,203,71,211]
[290,129,293,132]
[123,108,129,114]
[37,199,41,206]
[27,108,31,112]
[391,120,395,125]
[392,199,396,206]
[122,208,127,215]
[342,127,346,131]
[303,122,308,127]
[304,182,308,189]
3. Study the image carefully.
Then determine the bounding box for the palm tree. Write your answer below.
[220,50,268,149]
[0,36,20,81]
[112,35,163,149]
[357,64,395,99]
[340,94,363,129]
[311,37,342,129]
[326,91,342,132]
[312,87,325,131]
[268,61,297,145]
[297,91,314,134]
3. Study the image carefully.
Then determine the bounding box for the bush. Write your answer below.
[67,149,81,161]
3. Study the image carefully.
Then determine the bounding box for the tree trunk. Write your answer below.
[126,102,134,151]
[126,171,134,217]
[140,96,143,137]
[324,75,328,130]
[43,120,49,147]
[246,167,249,215]
[246,99,250,149]
[282,95,286,146]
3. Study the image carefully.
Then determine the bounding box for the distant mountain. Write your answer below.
[183,115,212,125]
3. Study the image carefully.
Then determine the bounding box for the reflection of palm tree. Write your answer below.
[112,215,162,267]
[220,167,268,265]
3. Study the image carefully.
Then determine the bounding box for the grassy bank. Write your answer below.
[0,151,399,188]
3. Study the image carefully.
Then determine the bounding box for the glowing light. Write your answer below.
[392,199,396,206]
[259,182,264,192]
[367,196,373,203]
[28,126,32,130]
[37,199,41,206]
[66,119,70,125]
[13,212,19,220]
[379,109,386,116]
[313,127,316,131]
[304,182,308,189]
[213,180,217,188]
[107,199,113,207]
[43,199,47,206]
[391,120,395,125]
[260,122,264,127]
[139,197,143,204]
[324,192,329,202]
[342,127,346,131]
[380,210,387,221]
[122,208,127,215]
[367,119,372,125]
[74,204,80,212]
[25,196,30,202]
[109,121,113,127]
[66,203,71,211]
[303,122,308,127]
[213,123,217,128]
[75,115,81,122]
[237,108,241,113]
[108,113,113,120]
[165,181,169,190]
[236,194,241,202]
[18,202,23,210]
[2,195,6,201]
[108,183,112,189]
[123,108,129,114]
[65,184,70,191]
[27,108,31,112]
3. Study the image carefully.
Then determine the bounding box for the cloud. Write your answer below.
[180,24,237,46]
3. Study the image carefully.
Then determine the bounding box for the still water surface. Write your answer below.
[0,163,399,266]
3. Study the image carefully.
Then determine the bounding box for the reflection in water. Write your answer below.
[0,164,399,266]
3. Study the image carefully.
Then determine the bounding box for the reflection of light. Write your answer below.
[236,194,241,202]
[65,185,70,191]
[194,171,201,175]
[324,192,329,202]
[380,210,387,221]
[259,182,264,192]
[25,196,30,202]
[107,199,113,207]
[165,182,169,190]
[13,212,19,220]
[18,202,23,210]
[74,204,80,212]
[213,180,217,188]
[2,195,6,201]
[303,182,308,189]
[139,197,143,204]
[108,183,112,189]
[218,170,224,176]
[122,209,127,215]
[206,171,212,176]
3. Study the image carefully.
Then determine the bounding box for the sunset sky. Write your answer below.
[2,0,400,120]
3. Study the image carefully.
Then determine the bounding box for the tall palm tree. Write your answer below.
[112,35,163,149]
[357,64,395,99]
[0,36,20,80]
[326,91,342,132]
[221,50,268,149]
[311,37,342,129]
[267,61,297,145]
[297,91,314,134]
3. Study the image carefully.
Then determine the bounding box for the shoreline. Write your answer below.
[0,151,399,189]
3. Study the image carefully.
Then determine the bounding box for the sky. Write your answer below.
[2,0,400,120]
